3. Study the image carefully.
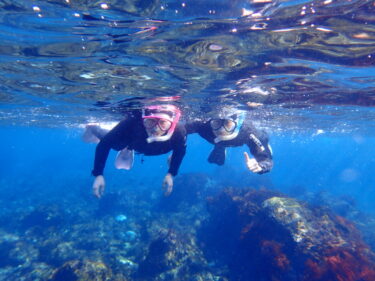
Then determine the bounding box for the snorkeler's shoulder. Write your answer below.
[241,122,270,148]
[174,123,187,139]
[169,123,187,146]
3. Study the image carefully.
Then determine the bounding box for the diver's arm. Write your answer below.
[91,119,131,198]
[91,120,128,177]
[168,146,186,177]
[168,135,187,177]
[245,130,273,174]
[91,139,111,198]
[92,139,111,177]
[163,145,185,196]
[163,128,187,196]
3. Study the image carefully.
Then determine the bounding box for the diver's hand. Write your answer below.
[244,152,263,173]
[162,173,173,196]
[93,175,105,198]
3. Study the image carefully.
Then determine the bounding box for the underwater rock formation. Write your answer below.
[136,227,220,281]
[49,259,121,281]
[3,181,375,281]
[199,188,375,281]
[295,189,375,253]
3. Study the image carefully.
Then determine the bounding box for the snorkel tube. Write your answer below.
[142,104,181,143]
[214,111,245,143]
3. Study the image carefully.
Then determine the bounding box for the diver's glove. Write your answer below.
[93,175,105,198]
[162,173,173,196]
[244,152,263,173]
[208,145,226,166]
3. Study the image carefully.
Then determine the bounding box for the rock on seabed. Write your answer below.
[199,188,375,281]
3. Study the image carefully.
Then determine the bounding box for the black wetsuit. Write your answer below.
[92,111,187,177]
[186,117,273,174]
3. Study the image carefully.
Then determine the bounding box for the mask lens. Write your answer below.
[210,119,222,130]
[223,119,236,133]
[143,118,158,129]
[158,119,172,131]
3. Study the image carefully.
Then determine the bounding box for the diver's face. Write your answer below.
[143,118,172,137]
[145,124,164,137]
[210,119,236,136]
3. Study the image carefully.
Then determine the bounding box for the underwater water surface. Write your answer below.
[1,0,375,280]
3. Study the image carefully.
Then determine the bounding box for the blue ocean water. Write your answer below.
[1,0,375,280]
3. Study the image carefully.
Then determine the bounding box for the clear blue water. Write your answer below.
[0,0,375,280]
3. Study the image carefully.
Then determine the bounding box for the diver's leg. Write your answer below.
[82,124,109,143]
[208,146,226,166]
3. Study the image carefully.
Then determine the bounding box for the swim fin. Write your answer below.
[115,148,134,170]
[208,145,226,166]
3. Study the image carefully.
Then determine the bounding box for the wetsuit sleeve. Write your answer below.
[91,120,129,177]
[246,130,273,174]
[208,145,226,166]
[168,127,187,176]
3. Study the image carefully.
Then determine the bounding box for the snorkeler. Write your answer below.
[84,104,186,198]
[186,106,273,174]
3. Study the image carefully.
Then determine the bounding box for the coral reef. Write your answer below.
[0,174,375,281]
[49,260,117,281]
[199,188,375,281]
[137,228,207,280]
[288,188,375,252]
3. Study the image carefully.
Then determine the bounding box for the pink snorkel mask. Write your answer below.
[142,104,181,143]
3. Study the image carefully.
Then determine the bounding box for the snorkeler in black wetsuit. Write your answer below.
[186,107,273,174]
[85,105,186,198]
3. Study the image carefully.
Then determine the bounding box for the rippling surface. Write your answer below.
[0,0,374,133]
